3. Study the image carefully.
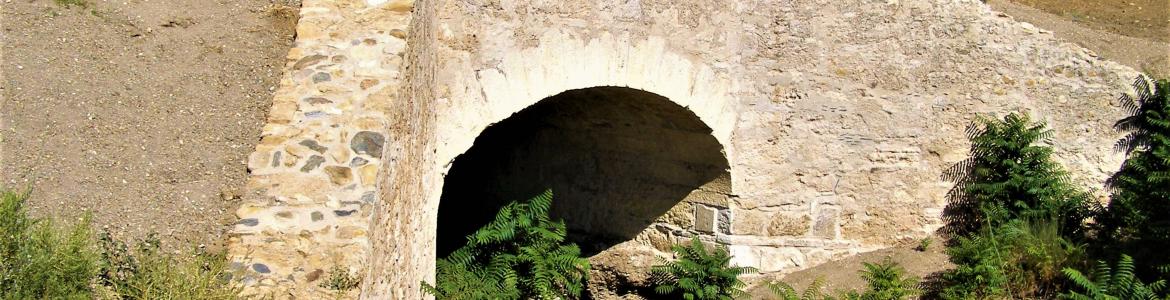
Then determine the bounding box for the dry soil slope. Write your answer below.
[1,0,297,247]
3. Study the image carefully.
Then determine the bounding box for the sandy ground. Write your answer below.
[0,0,297,247]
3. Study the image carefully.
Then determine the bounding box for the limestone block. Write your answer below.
[694,205,718,233]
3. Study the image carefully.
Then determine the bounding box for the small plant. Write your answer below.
[1060,254,1170,300]
[0,190,99,299]
[96,232,240,300]
[651,237,757,300]
[914,237,933,252]
[423,189,590,299]
[319,265,361,292]
[843,258,919,300]
[769,277,833,300]
[53,0,89,8]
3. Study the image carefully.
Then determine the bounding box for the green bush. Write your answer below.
[0,189,239,300]
[841,258,918,300]
[1104,77,1170,273]
[0,190,99,299]
[1060,254,1169,300]
[423,189,590,299]
[651,237,756,300]
[944,113,1094,238]
[96,232,239,300]
[941,219,1085,299]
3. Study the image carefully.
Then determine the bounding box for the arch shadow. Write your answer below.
[437,86,729,258]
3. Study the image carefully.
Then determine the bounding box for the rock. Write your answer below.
[237,218,259,226]
[300,155,326,172]
[360,79,379,90]
[334,210,356,217]
[304,97,333,104]
[275,211,294,219]
[350,157,369,167]
[311,72,331,83]
[298,139,327,153]
[293,55,327,70]
[324,166,353,185]
[306,269,324,282]
[311,211,324,221]
[359,164,378,186]
[337,226,366,239]
[350,131,385,157]
[252,263,271,274]
[271,151,282,168]
[694,205,718,233]
[389,29,406,39]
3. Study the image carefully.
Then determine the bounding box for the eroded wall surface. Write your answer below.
[230,0,1145,298]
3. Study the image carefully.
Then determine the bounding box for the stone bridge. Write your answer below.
[226,0,1141,298]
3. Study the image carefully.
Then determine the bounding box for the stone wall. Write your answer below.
[229,0,1145,298]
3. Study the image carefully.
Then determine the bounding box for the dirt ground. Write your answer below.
[0,0,297,247]
[987,0,1170,78]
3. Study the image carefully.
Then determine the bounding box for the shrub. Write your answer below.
[0,188,239,300]
[1060,254,1169,300]
[0,190,99,299]
[943,113,1094,238]
[841,258,918,300]
[941,219,1085,299]
[96,232,240,300]
[423,189,590,299]
[1103,77,1170,272]
[318,265,362,292]
[651,237,756,300]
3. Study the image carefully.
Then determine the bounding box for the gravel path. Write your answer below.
[1,0,297,247]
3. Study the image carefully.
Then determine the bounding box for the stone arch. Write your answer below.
[437,86,733,259]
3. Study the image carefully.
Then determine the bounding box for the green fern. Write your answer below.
[943,113,1094,238]
[423,189,590,299]
[850,258,919,300]
[1104,77,1170,273]
[652,237,756,300]
[769,277,839,300]
[1060,254,1170,300]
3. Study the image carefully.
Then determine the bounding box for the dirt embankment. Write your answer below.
[987,0,1169,78]
[1,0,298,247]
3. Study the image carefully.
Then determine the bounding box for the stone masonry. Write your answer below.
[227,0,1150,298]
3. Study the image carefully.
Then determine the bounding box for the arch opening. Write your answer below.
[437,86,731,260]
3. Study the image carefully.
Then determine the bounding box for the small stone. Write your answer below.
[271,151,282,168]
[361,192,376,203]
[300,155,325,172]
[359,164,378,186]
[694,205,718,233]
[362,38,377,45]
[324,166,353,186]
[311,211,324,221]
[337,226,366,239]
[311,72,331,83]
[331,55,347,63]
[350,157,369,167]
[252,263,271,274]
[360,79,379,90]
[389,29,406,39]
[304,111,327,119]
[293,55,327,70]
[304,97,333,104]
[350,131,385,158]
[306,269,324,282]
[237,218,259,226]
[334,210,356,217]
[275,211,293,219]
[298,139,327,153]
